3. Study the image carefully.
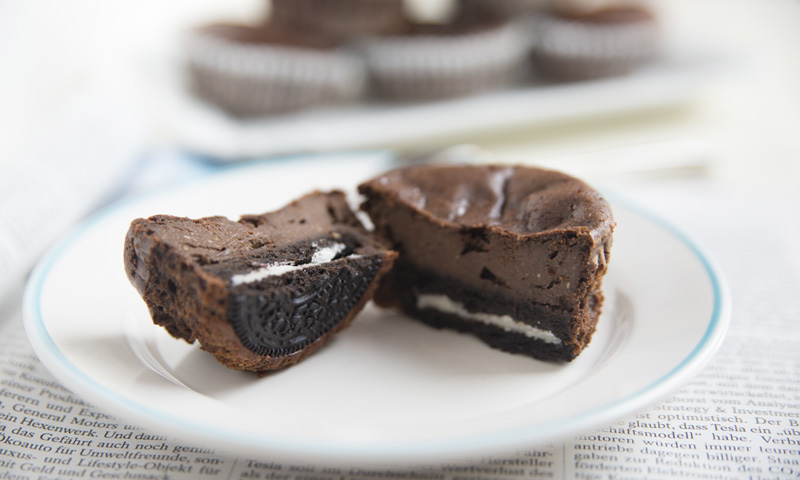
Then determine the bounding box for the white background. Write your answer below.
[2,0,799,180]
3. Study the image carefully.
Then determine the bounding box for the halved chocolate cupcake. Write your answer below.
[124,191,396,373]
[358,164,614,362]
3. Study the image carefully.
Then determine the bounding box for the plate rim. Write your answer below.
[22,154,731,463]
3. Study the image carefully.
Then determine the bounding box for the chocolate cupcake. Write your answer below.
[269,0,407,39]
[185,23,365,116]
[531,3,660,81]
[357,15,529,101]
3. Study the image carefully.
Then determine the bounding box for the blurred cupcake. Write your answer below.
[185,23,365,117]
[357,15,529,101]
[269,0,407,39]
[531,3,660,81]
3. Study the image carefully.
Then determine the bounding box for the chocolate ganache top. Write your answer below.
[361,164,614,240]
[358,164,615,316]
[195,23,341,50]
[557,6,656,25]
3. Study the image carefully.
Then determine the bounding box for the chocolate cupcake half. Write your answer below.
[531,5,660,81]
[124,191,397,373]
[358,164,614,362]
[357,16,529,101]
[185,23,365,116]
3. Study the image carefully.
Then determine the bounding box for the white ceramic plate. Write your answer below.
[23,152,730,465]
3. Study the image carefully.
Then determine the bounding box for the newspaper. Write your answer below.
[1,180,798,480]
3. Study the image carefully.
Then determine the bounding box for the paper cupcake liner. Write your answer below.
[270,0,406,38]
[185,29,366,116]
[358,22,530,101]
[531,12,660,80]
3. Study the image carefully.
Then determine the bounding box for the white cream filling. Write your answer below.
[311,242,346,264]
[230,242,347,286]
[416,293,562,345]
